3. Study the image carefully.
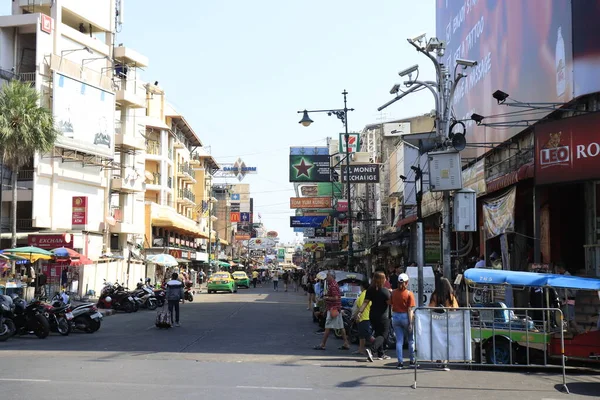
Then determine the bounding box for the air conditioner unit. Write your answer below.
[383,122,411,137]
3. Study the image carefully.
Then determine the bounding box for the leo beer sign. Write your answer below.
[72,196,88,225]
[535,113,600,185]
[28,233,74,249]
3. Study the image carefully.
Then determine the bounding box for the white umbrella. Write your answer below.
[147,253,178,267]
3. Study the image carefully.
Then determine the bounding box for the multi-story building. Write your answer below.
[142,91,219,280]
[0,0,150,294]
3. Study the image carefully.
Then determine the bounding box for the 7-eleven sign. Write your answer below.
[339,133,360,153]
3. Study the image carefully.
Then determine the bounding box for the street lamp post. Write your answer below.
[298,90,355,271]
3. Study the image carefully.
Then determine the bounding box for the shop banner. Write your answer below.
[341,164,380,183]
[290,197,332,209]
[462,159,486,195]
[436,0,573,156]
[289,216,333,228]
[415,309,472,362]
[482,187,516,240]
[289,155,331,182]
[535,113,600,185]
[303,243,325,252]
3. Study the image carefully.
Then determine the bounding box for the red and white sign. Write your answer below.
[41,14,52,34]
[72,196,88,225]
[28,233,74,249]
[336,200,348,212]
[535,113,600,185]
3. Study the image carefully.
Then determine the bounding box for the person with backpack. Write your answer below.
[166,272,184,327]
[390,273,416,369]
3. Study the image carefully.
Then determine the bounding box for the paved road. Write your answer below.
[1,286,598,400]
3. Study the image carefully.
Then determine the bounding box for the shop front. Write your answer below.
[534,112,600,277]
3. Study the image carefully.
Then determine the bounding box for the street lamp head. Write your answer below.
[471,113,485,125]
[493,90,509,104]
[398,65,419,77]
[390,83,401,95]
[299,110,313,127]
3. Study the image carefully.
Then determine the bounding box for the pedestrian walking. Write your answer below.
[306,274,316,311]
[252,270,259,288]
[429,277,459,370]
[357,271,391,362]
[166,272,184,327]
[272,270,279,291]
[390,273,416,369]
[313,271,350,351]
[282,270,290,292]
[352,279,372,356]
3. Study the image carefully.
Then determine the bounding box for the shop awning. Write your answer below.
[486,162,534,194]
[176,258,191,264]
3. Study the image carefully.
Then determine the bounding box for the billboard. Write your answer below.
[340,164,380,183]
[290,197,332,209]
[53,72,116,158]
[572,1,600,97]
[436,0,573,154]
[299,183,342,197]
[290,216,333,228]
[289,154,331,182]
[535,112,600,185]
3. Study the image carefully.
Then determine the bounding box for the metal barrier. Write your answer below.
[411,306,568,394]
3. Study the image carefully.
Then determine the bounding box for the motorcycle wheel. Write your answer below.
[133,302,139,312]
[147,299,158,310]
[185,293,193,302]
[34,314,50,339]
[0,318,16,341]
[56,317,71,336]
[122,301,134,313]
[86,317,101,333]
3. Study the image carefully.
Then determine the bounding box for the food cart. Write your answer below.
[464,268,600,364]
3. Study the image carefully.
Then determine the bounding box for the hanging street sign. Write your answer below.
[341,164,380,183]
[338,133,361,154]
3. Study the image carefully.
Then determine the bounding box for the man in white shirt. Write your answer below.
[474,256,485,268]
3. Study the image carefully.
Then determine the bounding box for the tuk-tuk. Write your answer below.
[334,271,366,308]
[464,268,600,364]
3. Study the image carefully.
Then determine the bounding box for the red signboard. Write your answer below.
[28,233,74,249]
[169,249,182,258]
[41,14,52,34]
[230,212,240,222]
[72,196,88,225]
[535,113,600,185]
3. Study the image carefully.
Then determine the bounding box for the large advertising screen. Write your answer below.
[53,72,116,158]
[436,0,573,154]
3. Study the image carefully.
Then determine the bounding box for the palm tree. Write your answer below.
[0,80,59,247]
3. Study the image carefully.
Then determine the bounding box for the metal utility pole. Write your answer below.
[378,35,476,283]
[413,166,425,306]
[298,90,355,271]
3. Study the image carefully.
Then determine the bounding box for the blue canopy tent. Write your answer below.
[464,268,600,291]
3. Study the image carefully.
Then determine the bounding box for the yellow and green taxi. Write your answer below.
[232,271,250,288]
[207,272,238,294]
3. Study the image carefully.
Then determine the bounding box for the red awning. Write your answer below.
[486,162,534,194]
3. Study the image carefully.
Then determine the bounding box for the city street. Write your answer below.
[1,287,598,400]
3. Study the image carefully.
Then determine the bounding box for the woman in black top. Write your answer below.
[356,271,391,362]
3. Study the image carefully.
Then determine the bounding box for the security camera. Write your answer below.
[456,59,478,67]
[398,65,419,77]
[389,83,401,95]
[409,33,427,43]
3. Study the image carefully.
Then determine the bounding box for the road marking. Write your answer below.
[236,385,312,391]
[0,378,51,383]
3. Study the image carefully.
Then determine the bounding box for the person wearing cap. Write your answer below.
[390,273,416,369]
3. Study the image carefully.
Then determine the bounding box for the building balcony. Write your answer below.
[147,202,208,239]
[145,172,161,191]
[112,220,144,234]
[0,217,35,232]
[115,122,146,151]
[177,188,196,204]
[115,79,145,109]
[167,176,173,189]
[111,175,145,193]
[177,163,196,182]
[114,46,149,68]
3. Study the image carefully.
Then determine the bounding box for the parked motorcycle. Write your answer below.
[97,280,135,313]
[9,295,50,339]
[0,295,16,341]
[68,302,103,333]
[132,280,158,310]
[43,296,72,336]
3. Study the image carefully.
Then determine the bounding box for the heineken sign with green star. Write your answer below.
[289,154,331,182]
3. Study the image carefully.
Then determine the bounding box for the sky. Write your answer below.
[4,1,437,243]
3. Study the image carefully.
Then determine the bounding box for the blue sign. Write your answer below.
[293,227,304,232]
[240,212,250,222]
[290,216,330,228]
[231,194,240,201]
[290,146,329,156]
